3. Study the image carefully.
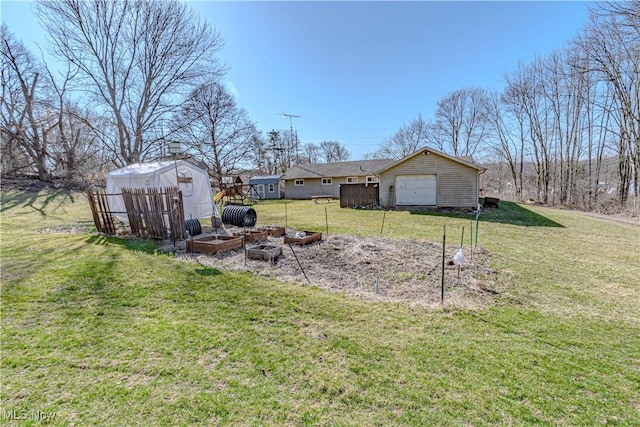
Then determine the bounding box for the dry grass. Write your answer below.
[170,228,499,309]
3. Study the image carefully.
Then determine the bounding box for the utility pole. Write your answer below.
[281,112,301,166]
[267,129,284,174]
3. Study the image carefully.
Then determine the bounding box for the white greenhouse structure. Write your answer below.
[106,160,217,222]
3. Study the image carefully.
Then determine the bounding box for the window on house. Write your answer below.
[322,178,332,185]
[346,177,358,184]
[295,179,304,186]
[366,176,378,183]
[268,184,275,192]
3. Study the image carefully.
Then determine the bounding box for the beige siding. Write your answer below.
[284,175,369,199]
[379,152,478,208]
[285,179,328,199]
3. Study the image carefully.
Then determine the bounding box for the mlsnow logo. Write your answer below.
[2,409,57,421]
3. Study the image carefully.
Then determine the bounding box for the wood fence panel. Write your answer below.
[164,187,185,240]
[122,189,141,236]
[86,189,116,234]
[150,188,167,239]
[339,183,379,208]
[87,187,185,240]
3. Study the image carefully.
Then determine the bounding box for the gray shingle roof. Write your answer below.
[282,159,396,180]
[374,147,485,173]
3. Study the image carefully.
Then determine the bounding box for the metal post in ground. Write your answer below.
[475,204,481,249]
[470,221,473,263]
[441,225,446,304]
[243,223,247,266]
[458,226,464,279]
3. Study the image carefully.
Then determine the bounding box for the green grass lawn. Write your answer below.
[1,192,639,426]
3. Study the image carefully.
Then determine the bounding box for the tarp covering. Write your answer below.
[106,160,217,223]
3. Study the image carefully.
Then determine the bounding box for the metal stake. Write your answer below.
[470,221,473,262]
[441,225,446,304]
[458,226,464,279]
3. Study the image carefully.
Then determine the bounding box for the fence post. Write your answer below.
[441,225,446,304]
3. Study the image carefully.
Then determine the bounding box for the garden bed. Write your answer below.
[186,234,244,255]
[179,233,498,308]
[256,225,286,237]
[233,229,268,243]
[283,230,322,245]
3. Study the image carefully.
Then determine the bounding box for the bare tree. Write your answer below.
[301,142,322,164]
[1,25,55,181]
[542,49,588,206]
[38,60,105,179]
[35,0,224,166]
[486,91,525,201]
[580,70,613,210]
[375,113,428,160]
[503,60,557,203]
[50,101,105,180]
[427,88,491,157]
[318,141,350,163]
[255,130,293,174]
[244,133,275,175]
[170,81,258,188]
[575,1,639,205]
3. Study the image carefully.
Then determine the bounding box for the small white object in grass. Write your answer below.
[453,248,465,266]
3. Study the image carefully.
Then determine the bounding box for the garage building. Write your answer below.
[376,147,484,209]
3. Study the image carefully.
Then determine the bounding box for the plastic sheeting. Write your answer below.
[106,160,218,223]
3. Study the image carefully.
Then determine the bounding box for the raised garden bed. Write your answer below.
[233,230,268,243]
[246,244,283,261]
[284,231,323,246]
[256,225,286,237]
[186,234,244,254]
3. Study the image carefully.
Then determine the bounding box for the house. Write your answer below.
[281,159,396,199]
[281,147,485,209]
[376,147,485,209]
[248,175,283,200]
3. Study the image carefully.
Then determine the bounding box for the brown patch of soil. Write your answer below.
[169,227,500,309]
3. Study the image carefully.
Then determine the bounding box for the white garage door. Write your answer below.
[395,175,436,206]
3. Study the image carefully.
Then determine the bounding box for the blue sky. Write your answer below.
[2,1,589,160]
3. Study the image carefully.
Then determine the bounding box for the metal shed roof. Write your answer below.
[249,175,282,185]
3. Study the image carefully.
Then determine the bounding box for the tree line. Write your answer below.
[369,2,638,211]
[2,1,637,212]
[1,0,350,189]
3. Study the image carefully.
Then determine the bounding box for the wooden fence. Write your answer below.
[87,187,185,240]
[86,189,117,235]
[339,183,380,208]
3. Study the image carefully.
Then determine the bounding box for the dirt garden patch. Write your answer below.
[167,226,500,308]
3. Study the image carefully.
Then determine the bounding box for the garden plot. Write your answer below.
[175,228,499,308]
